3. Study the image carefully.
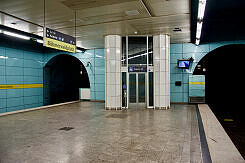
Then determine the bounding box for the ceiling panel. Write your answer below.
[144,0,190,16]
[62,0,136,10]
[0,0,191,48]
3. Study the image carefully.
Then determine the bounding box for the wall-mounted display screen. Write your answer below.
[178,60,191,69]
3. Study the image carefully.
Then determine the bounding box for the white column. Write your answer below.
[153,34,170,109]
[105,35,121,110]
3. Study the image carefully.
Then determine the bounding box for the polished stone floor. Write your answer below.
[0,102,202,163]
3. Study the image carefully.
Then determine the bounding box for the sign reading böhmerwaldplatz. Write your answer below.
[43,27,76,53]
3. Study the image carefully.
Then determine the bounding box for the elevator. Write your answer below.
[128,73,146,108]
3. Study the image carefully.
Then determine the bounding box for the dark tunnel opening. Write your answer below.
[193,44,245,158]
[44,54,90,105]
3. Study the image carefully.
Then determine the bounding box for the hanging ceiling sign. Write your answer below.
[43,27,76,53]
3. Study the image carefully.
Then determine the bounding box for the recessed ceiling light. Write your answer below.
[125,10,139,16]
[134,31,138,34]
[69,19,84,22]
[173,27,182,32]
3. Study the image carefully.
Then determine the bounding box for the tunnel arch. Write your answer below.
[192,44,245,120]
[44,54,90,105]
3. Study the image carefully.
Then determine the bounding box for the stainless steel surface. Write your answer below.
[0,102,202,162]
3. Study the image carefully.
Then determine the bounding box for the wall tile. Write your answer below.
[0,108,7,113]
[24,51,42,61]
[0,57,5,66]
[7,89,23,98]
[0,98,6,109]
[24,88,42,96]
[24,96,39,105]
[7,97,23,107]
[6,58,23,67]
[6,66,23,76]
[0,66,5,76]
[170,44,182,53]
[5,48,23,59]
[0,89,6,99]
[7,105,24,112]
[23,59,42,68]
[6,76,23,84]
[0,75,6,84]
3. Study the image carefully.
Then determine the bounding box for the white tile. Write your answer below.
[115,48,121,61]
[153,35,160,48]
[159,35,166,48]
[111,96,115,106]
[160,96,167,107]
[115,61,120,73]
[105,37,109,49]
[160,84,167,96]
[108,48,116,60]
[107,73,115,85]
[107,85,116,97]
[155,95,160,107]
[160,73,167,84]
[115,36,121,48]
[115,84,121,96]
[106,96,112,107]
[115,73,121,85]
[159,60,166,72]
[160,48,166,60]
[154,61,160,72]
[109,36,116,48]
[155,85,159,95]
[115,96,120,107]
[153,48,160,60]
[155,73,160,85]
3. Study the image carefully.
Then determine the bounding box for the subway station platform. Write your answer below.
[0,102,243,163]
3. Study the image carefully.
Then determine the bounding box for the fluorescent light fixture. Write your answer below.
[3,31,30,40]
[37,39,43,44]
[196,22,203,39]
[76,49,82,53]
[196,39,200,46]
[195,0,206,46]
[198,0,206,20]
[0,56,8,59]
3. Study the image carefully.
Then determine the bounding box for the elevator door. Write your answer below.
[129,73,146,108]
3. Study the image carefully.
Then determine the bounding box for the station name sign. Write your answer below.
[128,66,147,72]
[44,27,76,53]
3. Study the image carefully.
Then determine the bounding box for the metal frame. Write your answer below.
[121,35,154,109]
[128,72,147,108]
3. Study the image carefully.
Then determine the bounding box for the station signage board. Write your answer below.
[43,27,76,53]
[128,66,147,72]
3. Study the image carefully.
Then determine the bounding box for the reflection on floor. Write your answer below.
[0,102,202,163]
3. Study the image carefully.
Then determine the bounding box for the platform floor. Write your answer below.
[0,102,202,163]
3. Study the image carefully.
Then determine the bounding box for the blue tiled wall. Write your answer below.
[1,46,105,114]
[43,48,105,101]
[189,75,205,97]
[1,37,245,113]
[170,40,245,103]
[0,46,43,113]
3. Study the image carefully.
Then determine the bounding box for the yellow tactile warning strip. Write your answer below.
[0,84,43,89]
[189,82,205,85]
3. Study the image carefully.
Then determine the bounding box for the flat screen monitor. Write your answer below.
[178,60,190,69]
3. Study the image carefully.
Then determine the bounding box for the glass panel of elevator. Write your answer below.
[121,36,154,109]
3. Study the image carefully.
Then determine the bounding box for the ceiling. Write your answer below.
[191,0,245,43]
[0,0,190,49]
